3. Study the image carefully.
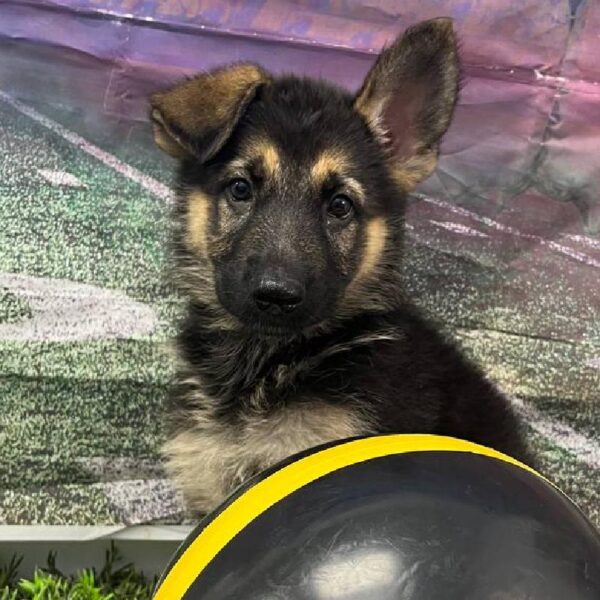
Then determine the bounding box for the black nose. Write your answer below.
[252,276,305,313]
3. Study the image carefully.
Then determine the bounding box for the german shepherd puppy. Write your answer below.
[150,18,531,515]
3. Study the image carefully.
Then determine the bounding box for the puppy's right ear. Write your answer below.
[150,63,270,161]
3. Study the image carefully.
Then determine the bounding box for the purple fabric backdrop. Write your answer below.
[2,0,599,229]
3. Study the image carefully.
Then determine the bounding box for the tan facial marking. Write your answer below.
[237,138,281,178]
[342,178,366,206]
[338,217,388,314]
[355,217,388,281]
[256,140,280,176]
[186,191,211,256]
[311,148,351,183]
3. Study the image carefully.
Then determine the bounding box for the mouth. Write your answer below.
[241,311,320,337]
[218,296,330,338]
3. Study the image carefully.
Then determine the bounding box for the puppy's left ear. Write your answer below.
[354,18,459,191]
[150,63,270,161]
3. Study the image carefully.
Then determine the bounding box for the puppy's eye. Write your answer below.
[228,178,252,201]
[327,194,354,219]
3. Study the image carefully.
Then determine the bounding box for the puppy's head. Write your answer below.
[151,18,459,336]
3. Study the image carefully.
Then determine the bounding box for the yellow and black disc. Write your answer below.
[154,434,600,600]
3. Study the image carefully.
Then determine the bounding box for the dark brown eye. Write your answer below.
[327,194,354,219]
[229,178,252,201]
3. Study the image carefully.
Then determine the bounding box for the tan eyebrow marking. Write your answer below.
[256,140,280,176]
[311,149,365,204]
[311,148,351,183]
[234,144,365,202]
[340,177,366,205]
[236,137,281,178]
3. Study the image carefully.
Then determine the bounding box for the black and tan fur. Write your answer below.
[150,18,532,515]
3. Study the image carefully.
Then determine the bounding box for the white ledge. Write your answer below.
[0,524,194,542]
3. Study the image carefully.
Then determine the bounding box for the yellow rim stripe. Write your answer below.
[154,434,543,599]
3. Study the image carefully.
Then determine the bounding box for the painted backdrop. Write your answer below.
[0,0,598,528]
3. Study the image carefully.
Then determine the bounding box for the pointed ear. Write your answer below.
[150,63,270,161]
[354,18,460,191]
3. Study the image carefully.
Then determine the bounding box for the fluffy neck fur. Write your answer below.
[175,301,402,420]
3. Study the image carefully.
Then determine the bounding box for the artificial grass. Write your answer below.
[0,544,155,599]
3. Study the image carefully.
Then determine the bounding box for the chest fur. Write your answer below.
[163,396,372,514]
